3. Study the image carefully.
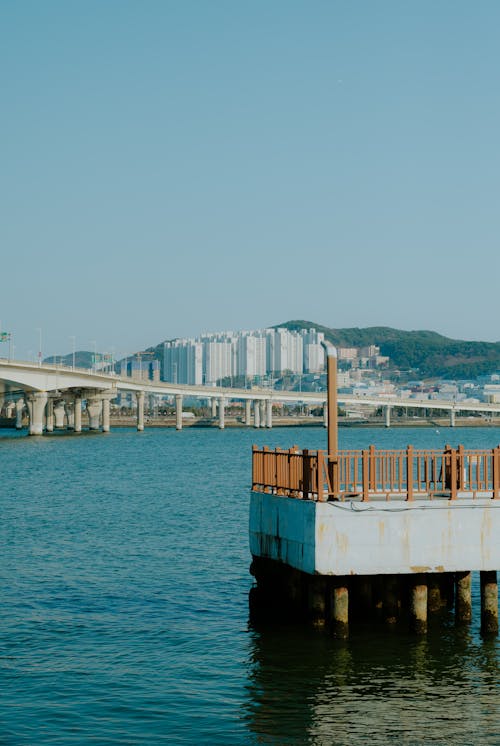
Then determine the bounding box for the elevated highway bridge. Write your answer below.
[1,359,499,435]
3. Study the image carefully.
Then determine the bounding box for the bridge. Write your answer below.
[1,358,500,435]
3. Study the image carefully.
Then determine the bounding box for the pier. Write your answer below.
[249,345,500,637]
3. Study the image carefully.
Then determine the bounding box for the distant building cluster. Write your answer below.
[337,345,389,369]
[162,328,326,384]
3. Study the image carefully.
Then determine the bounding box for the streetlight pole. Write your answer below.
[70,336,76,370]
[36,328,42,366]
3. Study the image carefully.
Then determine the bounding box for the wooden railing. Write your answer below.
[252,444,500,501]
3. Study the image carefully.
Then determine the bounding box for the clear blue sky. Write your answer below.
[1,0,499,360]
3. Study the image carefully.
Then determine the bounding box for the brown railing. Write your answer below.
[252,444,500,501]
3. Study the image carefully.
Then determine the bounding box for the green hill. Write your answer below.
[276,320,500,379]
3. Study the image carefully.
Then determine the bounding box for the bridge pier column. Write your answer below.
[27,392,48,436]
[218,397,225,429]
[450,409,456,427]
[385,405,391,428]
[15,398,25,429]
[266,399,273,428]
[136,391,145,431]
[323,404,328,428]
[211,398,217,418]
[260,400,266,428]
[86,397,102,431]
[102,395,111,433]
[65,400,75,430]
[53,401,66,429]
[176,394,183,430]
[254,400,261,428]
[245,399,252,426]
[46,399,54,432]
[74,396,82,432]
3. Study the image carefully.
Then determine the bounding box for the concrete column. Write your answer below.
[53,401,66,429]
[266,399,273,428]
[450,409,456,427]
[27,392,48,436]
[245,399,252,426]
[15,398,25,429]
[65,400,75,430]
[45,399,54,432]
[211,398,217,418]
[385,405,391,428]
[455,571,472,623]
[428,575,443,612]
[330,580,349,639]
[308,576,326,627]
[175,394,183,430]
[260,400,266,428]
[410,576,428,634]
[218,397,225,429]
[254,400,261,428]
[102,397,111,433]
[323,403,328,428]
[480,570,498,635]
[136,390,145,431]
[86,398,102,431]
[74,396,82,433]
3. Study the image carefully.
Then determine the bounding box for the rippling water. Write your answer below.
[1,426,499,744]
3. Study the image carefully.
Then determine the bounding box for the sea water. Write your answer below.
[1,426,499,744]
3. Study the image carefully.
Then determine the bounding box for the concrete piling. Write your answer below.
[455,571,472,624]
[410,576,428,634]
[329,580,349,639]
[480,570,498,635]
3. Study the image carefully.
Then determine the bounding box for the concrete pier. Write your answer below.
[245,399,252,426]
[15,398,24,429]
[74,395,82,432]
[45,399,54,432]
[218,397,225,429]
[27,392,48,435]
[254,400,261,428]
[266,399,272,429]
[176,394,183,430]
[136,390,145,431]
[102,395,111,433]
[86,397,102,430]
[53,400,66,429]
[250,490,500,635]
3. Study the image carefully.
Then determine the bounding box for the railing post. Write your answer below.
[493,447,500,500]
[450,448,457,500]
[458,444,465,491]
[303,449,311,499]
[362,449,369,502]
[369,444,376,492]
[406,445,414,501]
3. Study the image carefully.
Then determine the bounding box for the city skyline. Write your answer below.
[2,1,500,359]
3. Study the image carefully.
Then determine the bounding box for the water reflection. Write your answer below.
[244,615,500,745]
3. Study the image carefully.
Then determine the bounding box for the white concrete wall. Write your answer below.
[250,492,500,576]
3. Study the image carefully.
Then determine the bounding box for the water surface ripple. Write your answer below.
[1,427,499,744]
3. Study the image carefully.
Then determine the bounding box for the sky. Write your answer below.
[1,0,500,360]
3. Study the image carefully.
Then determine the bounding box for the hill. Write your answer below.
[276,320,500,379]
